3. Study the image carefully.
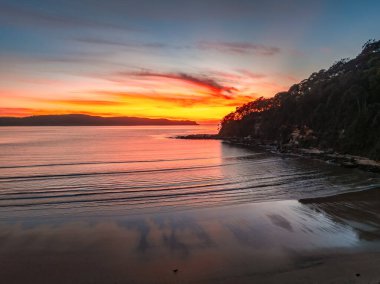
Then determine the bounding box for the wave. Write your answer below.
[0,157,277,182]
[0,153,262,170]
[299,185,380,204]
[0,169,373,210]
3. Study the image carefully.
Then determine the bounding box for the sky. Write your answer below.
[0,0,379,122]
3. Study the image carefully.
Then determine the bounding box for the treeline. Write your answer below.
[219,40,380,160]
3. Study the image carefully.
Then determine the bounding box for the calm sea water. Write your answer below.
[1,126,378,219]
[0,126,379,283]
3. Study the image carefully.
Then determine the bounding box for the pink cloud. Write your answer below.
[235,69,266,79]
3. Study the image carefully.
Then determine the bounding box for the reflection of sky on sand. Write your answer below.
[1,199,379,283]
[303,201,380,243]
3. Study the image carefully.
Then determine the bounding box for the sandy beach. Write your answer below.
[1,195,380,283]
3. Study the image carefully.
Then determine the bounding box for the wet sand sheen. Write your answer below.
[1,198,380,283]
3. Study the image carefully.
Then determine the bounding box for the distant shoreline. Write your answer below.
[0,114,198,126]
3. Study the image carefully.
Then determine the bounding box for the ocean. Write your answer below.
[1,126,379,283]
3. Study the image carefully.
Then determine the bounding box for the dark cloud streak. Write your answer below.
[75,38,167,49]
[120,71,237,99]
[76,37,279,57]
[198,41,280,56]
[0,2,134,31]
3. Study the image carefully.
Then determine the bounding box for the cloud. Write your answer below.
[0,2,131,31]
[96,91,218,107]
[274,73,300,83]
[235,69,266,79]
[208,70,243,81]
[94,90,255,108]
[56,99,123,106]
[120,71,238,99]
[198,41,280,56]
[75,37,279,59]
[0,107,117,117]
[75,38,167,49]
[0,108,36,117]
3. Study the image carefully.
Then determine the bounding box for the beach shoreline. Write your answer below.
[175,134,380,173]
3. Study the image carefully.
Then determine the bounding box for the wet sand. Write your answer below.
[1,195,380,283]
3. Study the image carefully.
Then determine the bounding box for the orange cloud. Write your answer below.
[56,99,123,106]
[95,90,254,107]
[0,107,117,117]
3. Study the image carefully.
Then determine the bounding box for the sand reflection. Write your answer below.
[2,198,379,283]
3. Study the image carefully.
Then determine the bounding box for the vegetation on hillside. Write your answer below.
[219,40,380,160]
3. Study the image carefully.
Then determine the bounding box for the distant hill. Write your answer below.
[0,114,198,126]
[219,39,380,160]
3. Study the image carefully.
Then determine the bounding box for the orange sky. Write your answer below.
[0,69,292,122]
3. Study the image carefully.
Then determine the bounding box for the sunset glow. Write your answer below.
[0,1,378,122]
[0,61,291,121]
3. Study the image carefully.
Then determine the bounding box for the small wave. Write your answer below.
[0,157,278,182]
[0,154,261,170]
[299,185,380,203]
